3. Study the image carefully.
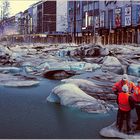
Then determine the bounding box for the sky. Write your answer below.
[8,0,40,16]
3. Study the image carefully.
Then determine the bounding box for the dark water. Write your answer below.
[0,78,117,139]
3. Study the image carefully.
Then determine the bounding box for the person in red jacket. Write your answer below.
[132,79,140,128]
[112,74,137,95]
[117,85,135,134]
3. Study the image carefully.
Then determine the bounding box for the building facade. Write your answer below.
[56,0,68,32]
[67,0,140,45]
[0,0,70,43]
[1,0,140,44]
[36,1,56,34]
[67,1,83,43]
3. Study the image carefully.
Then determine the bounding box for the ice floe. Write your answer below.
[102,56,124,74]
[128,64,140,77]
[47,83,114,113]
[0,73,39,87]
[1,80,39,87]
[100,122,140,139]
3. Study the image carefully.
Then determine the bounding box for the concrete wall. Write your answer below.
[32,5,38,33]
[56,0,68,32]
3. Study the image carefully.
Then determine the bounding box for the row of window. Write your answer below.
[83,1,99,12]
[68,1,99,17]
[70,5,140,30]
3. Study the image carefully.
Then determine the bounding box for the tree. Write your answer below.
[0,0,10,20]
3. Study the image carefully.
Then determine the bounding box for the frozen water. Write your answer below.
[0,73,20,81]
[47,83,111,113]
[0,80,39,87]
[47,92,60,103]
[61,78,98,89]
[128,64,140,77]
[48,61,100,72]
[0,72,39,87]
[102,56,121,66]
[61,78,104,94]
[0,67,21,73]
[11,52,22,61]
[102,56,123,74]
[100,122,140,139]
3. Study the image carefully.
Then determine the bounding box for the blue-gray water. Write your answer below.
[0,78,117,139]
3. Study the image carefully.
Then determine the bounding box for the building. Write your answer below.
[15,12,23,35]
[67,1,83,43]
[31,1,42,34]
[28,7,33,34]
[36,0,56,34]
[0,16,19,36]
[82,1,100,43]
[56,0,68,32]
[99,0,140,44]
[1,0,140,44]
[67,0,140,45]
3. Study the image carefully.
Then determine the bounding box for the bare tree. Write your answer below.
[0,0,10,20]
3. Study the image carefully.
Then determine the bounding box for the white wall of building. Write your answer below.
[56,0,68,32]
[32,5,38,33]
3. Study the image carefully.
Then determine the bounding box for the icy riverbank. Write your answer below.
[0,42,140,109]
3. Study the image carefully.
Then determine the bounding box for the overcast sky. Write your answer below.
[9,0,40,16]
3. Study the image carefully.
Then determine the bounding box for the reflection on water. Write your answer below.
[0,78,116,139]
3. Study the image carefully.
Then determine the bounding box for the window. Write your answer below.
[88,16,93,26]
[100,11,105,27]
[89,3,93,11]
[94,1,99,9]
[94,16,99,28]
[76,2,80,15]
[83,18,85,27]
[108,9,113,29]
[69,1,73,7]
[83,5,88,12]
[77,9,80,15]
[69,8,73,16]
[78,20,81,27]
[76,20,81,32]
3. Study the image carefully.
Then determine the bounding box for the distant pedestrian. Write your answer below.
[67,50,70,56]
[80,47,84,60]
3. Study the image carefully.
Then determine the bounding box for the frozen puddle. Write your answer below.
[100,122,140,139]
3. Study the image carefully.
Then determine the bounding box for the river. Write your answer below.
[0,77,117,139]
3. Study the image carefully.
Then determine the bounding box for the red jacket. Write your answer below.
[118,92,131,112]
[132,87,140,103]
[112,80,137,95]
